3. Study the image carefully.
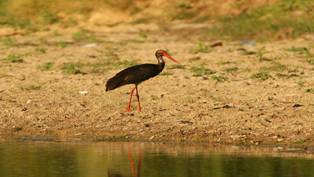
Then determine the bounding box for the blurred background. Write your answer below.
[1,0,314,40]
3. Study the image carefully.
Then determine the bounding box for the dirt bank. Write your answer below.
[0,24,313,147]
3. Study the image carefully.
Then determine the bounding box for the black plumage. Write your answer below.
[106,63,164,91]
[105,49,179,112]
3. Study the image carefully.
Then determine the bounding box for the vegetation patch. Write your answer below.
[210,0,314,40]
[61,63,82,75]
[3,54,23,63]
[306,88,314,94]
[191,42,212,54]
[251,71,272,81]
[72,30,96,43]
[224,67,239,73]
[19,82,42,91]
[211,75,228,82]
[1,37,16,47]
[35,48,47,54]
[190,66,216,77]
[286,46,314,65]
[160,71,173,76]
[38,62,54,71]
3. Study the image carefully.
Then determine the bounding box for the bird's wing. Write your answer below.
[106,64,157,91]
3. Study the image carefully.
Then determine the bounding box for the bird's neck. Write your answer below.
[157,56,165,64]
[157,56,165,71]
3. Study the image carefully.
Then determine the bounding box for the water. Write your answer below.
[0,142,314,177]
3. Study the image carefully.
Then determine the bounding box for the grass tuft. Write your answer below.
[1,37,16,47]
[211,75,228,82]
[286,46,314,65]
[251,71,272,81]
[190,66,216,77]
[35,48,47,54]
[62,63,82,74]
[306,88,314,94]
[224,67,239,73]
[38,62,54,71]
[72,30,96,43]
[4,54,23,63]
[191,42,212,54]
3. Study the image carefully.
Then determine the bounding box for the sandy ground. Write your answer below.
[0,23,313,147]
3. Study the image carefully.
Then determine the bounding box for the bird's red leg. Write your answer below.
[135,85,141,112]
[127,87,136,112]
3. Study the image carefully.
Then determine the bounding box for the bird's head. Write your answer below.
[155,49,179,64]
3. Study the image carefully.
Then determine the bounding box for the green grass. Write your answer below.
[191,42,212,54]
[38,62,54,71]
[224,67,239,73]
[62,63,82,74]
[72,30,96,43]
[306,88,314,94]
[3,54,23,63]
[209,0,314,40]
[211,75,228,82]
[217,61,237,65]
[172,2,195,20]
[1,37,16,47]
[286,46,312,56]
[286,46,314,65]
[58,41,69,48]
[190,66,215,77]
[41,11,59,24]
[251,71,272,81]
[160,71,173,76]
[35,48,47,54]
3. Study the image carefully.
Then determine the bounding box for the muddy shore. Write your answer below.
[0,24,314,147]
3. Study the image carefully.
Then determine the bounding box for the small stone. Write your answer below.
[13,126,22,132]
[83,43,97,48]
[293,103,303,108]
[149,135,155,140]
[74,133,83,136]
[79,90,88,95]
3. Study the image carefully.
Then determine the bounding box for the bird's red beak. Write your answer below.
[161,51,180,64]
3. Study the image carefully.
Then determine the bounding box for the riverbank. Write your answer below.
[0,23,314,147]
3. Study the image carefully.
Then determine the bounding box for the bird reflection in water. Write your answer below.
[108,146,143,177]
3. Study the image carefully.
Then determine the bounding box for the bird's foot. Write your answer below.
[126,107,132,112]
[137,107,142,112]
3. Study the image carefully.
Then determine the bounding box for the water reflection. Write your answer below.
[0,142,314,177]
[108,145,143,177]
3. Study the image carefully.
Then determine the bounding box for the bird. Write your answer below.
[105,49,179,112]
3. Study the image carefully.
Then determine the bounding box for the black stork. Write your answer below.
[105,49,179,112]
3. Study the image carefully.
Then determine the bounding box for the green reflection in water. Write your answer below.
[0,142,313,177]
